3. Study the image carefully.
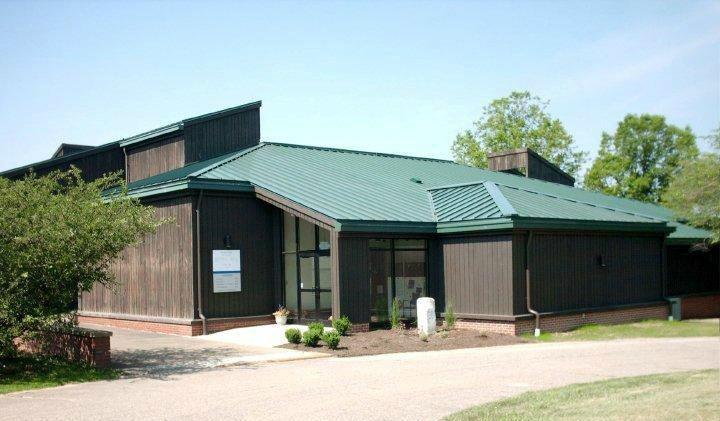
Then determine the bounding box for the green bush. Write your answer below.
[391,297,402,329]
[308,322,325,335]
[285,328,301,344]
[332,316,352,336]
[445,302,456,330]
[322,330,341,349]
[302,329,321,347]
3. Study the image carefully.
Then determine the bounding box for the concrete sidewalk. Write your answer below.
[81,323,327,378]
[2,337,717,421]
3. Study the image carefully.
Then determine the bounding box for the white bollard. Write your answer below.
[416,297,436,335]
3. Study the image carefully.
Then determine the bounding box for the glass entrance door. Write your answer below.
[282,212,333,324]
[299,250,331,322]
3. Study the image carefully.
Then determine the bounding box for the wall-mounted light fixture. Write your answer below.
[223,234,233,249]
[596,255,607,268]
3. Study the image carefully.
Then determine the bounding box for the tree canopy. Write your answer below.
[0,169,165,356]
[452,91,586,178]
[585,114,698,203]
[662,127,720,243]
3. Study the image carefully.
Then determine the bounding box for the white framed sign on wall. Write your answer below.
[212,249,242,293]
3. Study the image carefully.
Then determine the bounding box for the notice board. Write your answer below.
[212,250,242,293]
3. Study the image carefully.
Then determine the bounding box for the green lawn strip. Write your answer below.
[445,369,719,421]
[524,319,719,342]
[0,356,119,394]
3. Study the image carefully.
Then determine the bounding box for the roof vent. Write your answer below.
[410,177,423,184]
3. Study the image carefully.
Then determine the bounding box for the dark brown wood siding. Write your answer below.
[184,108,260,164]
[199,194,276,318]
[667,245,719,296]
[6,147,125,182]
[441,234,515,316]
[335,235,371,323]
[516,232,664,314]
[126,135,185,182]
[80,195,195,319]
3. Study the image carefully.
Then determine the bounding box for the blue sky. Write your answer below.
[1,1,718,178]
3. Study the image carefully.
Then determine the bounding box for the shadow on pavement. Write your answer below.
[113,346,258,379]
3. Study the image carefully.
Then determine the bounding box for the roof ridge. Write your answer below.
[260,141,455,164]
[190,143,268,178]
[482,181,517,217]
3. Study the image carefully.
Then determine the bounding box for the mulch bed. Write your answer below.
[276,328,526,357]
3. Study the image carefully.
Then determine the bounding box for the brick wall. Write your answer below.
[15,328,112,368]
[680,294,720,319]
[453,304,669,336]
[78,314,275,336]
[349,323,370,333]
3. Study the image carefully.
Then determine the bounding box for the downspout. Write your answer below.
[525,231,540,336]
[196,190,207,335]
[122,147,128,182]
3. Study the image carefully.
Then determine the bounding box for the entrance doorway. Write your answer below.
[282,212,332,323]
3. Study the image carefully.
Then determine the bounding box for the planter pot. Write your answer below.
[275,315,288,325]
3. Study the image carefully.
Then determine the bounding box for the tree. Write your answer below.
[0,169,165,356]
[585,114,698,203]
[452,91,586,178]
[663,127,720,243]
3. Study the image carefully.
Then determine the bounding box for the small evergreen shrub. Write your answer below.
[390,297,402,329]
[322,330,341,349]
[445,302,456,330]
[332,316,352,336]
[308,322,325,335]
[302,329,321,347]
[285,328,302,344]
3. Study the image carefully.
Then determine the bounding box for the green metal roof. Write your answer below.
[125,142,711,240]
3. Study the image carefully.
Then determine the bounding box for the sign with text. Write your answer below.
[212,250,241,293]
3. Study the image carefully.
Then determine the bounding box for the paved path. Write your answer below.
[81,324,327,378]
[1,337,718,421]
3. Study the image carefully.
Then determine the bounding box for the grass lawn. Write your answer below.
[0,356,119,394]
[524,319,719,341]
[445,369,720,421]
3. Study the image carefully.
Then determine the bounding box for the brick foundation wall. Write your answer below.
[454,304,669,336]
[78,314,275,336]
[15,328,112,368]
[680,294,720,319]
[349,323,370,333]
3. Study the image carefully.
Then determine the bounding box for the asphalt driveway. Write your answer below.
[1,337,717,421]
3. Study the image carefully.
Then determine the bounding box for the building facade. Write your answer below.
[3,101,718,335]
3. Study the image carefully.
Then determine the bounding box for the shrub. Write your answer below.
[332,316,352,336]
[302,329,321,347]
[308,322,325,335]
[390,297,402,329]
[322,330,341,349]
[419,332,429,342]
[0,169,165,357]
[445,302,456,330]
[285,328,301,344]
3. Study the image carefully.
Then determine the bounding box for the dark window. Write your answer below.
[370,239,427,323]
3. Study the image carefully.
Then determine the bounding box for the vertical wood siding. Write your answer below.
[8,147,125,182]
[184,108,260,164]
[80,196,195,319]
[199,194,276,318]
[442,234,515,316]
[666,245,719,296]
[336,236,371,323]
[519,232,664,313]
[126,136,185,182]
